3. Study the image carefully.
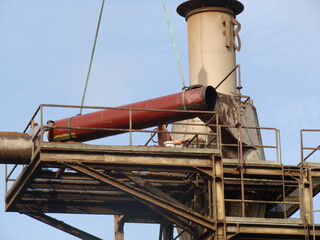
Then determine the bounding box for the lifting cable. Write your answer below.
[80,0,185,114]
[161,0,187,90]
[79,0,105,115]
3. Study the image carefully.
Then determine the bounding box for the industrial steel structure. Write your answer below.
[1,0,320,240]
[3,103,320,240]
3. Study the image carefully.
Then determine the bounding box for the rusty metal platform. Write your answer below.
[6,143,218,216]
[5,141,320,240]
[3,104,320,239]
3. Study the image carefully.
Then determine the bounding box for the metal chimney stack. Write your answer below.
[177,0,243,94]
[172,0,245,147]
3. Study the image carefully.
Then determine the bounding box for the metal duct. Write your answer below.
[0,132,32,164]
[48,86,217,142]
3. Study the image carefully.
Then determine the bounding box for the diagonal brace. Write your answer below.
[24,212,102,240]
[115,168,203,236]
[63,162,215,231]
[116,167,187,209]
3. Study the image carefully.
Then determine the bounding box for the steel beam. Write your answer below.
[227,224,320,236]
[115,167,188,210]
[5,155,42,211]
[140,199,199,236]
[213,156,227,240]
[41,152,213,168]
[24,212,102,240]
[301,167,314,224]
[63,162,215,231]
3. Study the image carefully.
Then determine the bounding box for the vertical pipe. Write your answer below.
[236,96,245,217]
[177,0,244,95]
[188,8,238,93]
[173,1,244,143]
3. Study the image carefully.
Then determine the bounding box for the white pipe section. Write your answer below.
[185,7,240,95]
[172,2,243,144]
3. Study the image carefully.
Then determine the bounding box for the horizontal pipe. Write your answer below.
[48,86,217,142]
[0,132,32,164]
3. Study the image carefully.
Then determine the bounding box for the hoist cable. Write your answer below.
[80,0,105,115]
[161,0,186,89]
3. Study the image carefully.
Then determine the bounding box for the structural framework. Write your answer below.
[2,104,320,240]
[2,0,320,240]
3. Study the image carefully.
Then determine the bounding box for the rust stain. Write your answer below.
[0,132,31,138]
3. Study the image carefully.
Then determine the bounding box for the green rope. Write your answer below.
[161,0,186,89]
[80,0,105,115]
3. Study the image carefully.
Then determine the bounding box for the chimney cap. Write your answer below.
[177,0,244,17]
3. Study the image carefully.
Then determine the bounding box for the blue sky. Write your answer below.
[0,0,319,239]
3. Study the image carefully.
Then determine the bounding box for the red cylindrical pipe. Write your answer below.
[48,86,217,142]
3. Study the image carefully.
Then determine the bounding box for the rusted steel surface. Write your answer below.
[63,162,215,232]
[0,132,32,164]
[225,218,320,240]
[212,93,266,161]
[25,212,102,240]
[48,86,217,142]
[5,141,320,239]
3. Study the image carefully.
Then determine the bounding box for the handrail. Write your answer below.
[300,129,320,164]
[5,104,282,195]
[219,124,281,162]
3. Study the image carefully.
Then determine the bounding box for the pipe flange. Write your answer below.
[177,0,244,17]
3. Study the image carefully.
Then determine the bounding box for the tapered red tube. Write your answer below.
[48,86,217,142]
[0,132,32,164]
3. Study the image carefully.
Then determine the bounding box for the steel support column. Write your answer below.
[160,223,174,240]
[301,167,314,225]
[213,156,226,240]
[114,215,126,240]
[141,199,199,236]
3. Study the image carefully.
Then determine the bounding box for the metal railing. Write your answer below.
[221,124,288,219]
[219,124,281,162]
[312,210,320,240]
[5,104,219,193]
[5,104,282,195]
[37,104,218,147]
[300,129,320,164]
[224,171,300,219]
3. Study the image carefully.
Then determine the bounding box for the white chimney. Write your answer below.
[177,0,244,95]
